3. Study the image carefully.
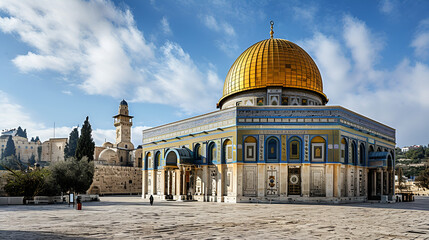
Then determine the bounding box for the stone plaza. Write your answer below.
[1,196,428,239]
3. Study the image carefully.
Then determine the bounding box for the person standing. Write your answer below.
[149,195,154,206]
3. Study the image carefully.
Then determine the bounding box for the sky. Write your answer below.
[0,0,429,148]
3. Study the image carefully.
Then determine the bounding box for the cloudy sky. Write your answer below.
[0,0,428,147]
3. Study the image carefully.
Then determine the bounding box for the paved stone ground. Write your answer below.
[1,196,429,239]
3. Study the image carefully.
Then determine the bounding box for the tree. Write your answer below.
[15,126,27,138]
[34,136,40,142]
[397,167,405,190]
[28,154,36,167]
[3,167,50,198]
[416,162,429,189]
[37,146,42,162]
[49,156,94,194]
[2,136,16,159]
[64,127,79,159]
[75,116,95,161]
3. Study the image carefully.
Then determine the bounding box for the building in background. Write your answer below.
[0,131,42,163]
[141,24,396,203]
[41,138,67,163]
[88,100,142,195]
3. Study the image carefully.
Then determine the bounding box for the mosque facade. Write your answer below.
[141,24,395,203]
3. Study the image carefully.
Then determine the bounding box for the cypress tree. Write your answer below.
[3,136,16,158]
[16,126,26,138]
[75,116,95,161]
[64,128,79,159]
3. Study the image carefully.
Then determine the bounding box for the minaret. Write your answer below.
[113,99,133,146]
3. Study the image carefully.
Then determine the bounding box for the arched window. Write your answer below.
[208,142,216,164]
[146,152,152,169]
[120,156,123,162]
[223,139,233,164]
[359,143,365,165]
[288,137,301,162]
[194,143,201,160]
[154,151,161,169]
[244,136,257,161]
[266,137,279,163]
[351,142,357,165]
[311,136,325,162]
[341,138,348,163]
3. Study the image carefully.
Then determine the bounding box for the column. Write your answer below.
[302,164,310,197]
[160,170,166,197]
[257,163,265,197]
[141,170,147,199]
[176,169,182,197]
[372,171,376,196]
[380,170,384,197]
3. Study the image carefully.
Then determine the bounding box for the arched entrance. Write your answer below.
[164,148,194,200]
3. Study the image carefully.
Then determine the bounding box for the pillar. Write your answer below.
[176,169,182,197]
[326,164,334,197]
[302,164,310,197]
[380,170,384,196]
[257,163,265,197]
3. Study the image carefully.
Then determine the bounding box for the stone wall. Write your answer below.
[88,165,142,195]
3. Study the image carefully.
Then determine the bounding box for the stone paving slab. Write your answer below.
[0,196,428,239]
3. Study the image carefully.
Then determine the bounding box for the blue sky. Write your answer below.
[1,0,429,147]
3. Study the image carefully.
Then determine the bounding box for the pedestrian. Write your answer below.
[149,195,154,206]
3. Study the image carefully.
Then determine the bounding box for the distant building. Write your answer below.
[41,138,67,163]
[0,132,41,162]
[88,100,142,195]
[401,147,409,153]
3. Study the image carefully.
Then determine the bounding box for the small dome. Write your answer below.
[219,38,328,107]
[102,142,113,148]
[120,99,128,106]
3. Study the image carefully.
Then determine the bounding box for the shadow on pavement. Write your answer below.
[0,230,94,240]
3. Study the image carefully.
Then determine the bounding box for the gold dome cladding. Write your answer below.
[219,38,328,104]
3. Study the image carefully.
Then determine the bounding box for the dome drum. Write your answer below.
[220,87,324,109]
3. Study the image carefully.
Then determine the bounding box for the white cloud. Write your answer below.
[0,0,220,114]
[161,17,172,35]
[411,19,429,59]
[303,15,429,146]
[293,5,318,23]
[200,14,238,56]
[379,0,397,14]
[62,90,72,96]
[201,15,235,37]
[133,42,222,114]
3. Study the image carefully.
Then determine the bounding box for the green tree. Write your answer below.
[15,126,27,138]
[50,156,94,194]
[2,136,16,159]
[64,127,79,159]
[0,155,22,170]
[37,146,42,162]
[34,136,40,142]
[75,116,95,161]
[28,154,36,166]
[416,165,429,189]
[397,167,405,190]
[3,167,50,198]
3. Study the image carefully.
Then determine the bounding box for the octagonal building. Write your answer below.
[141,25,395,203]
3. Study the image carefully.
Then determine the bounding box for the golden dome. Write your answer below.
[219,38,328,105]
